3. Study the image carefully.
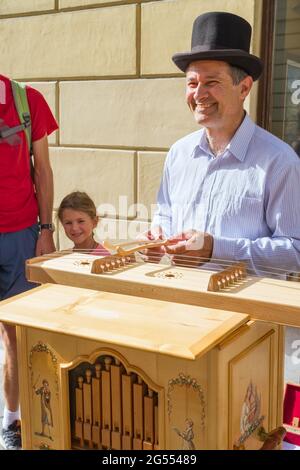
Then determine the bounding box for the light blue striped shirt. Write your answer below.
[152,114,300,276]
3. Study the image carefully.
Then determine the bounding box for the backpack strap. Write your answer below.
[11,80,32,155]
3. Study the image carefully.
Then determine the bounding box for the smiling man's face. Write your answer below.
[185,60,252,130]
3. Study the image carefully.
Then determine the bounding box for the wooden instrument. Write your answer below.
[0,242,296,450]
[0,282,284,450]
[26,249,300,327]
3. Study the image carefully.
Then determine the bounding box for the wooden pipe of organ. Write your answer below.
[83,369,93,448]
[143,388,154,450]
[111,359,122,449]
[73,358,159,450]
[75,376,84,447]
[122,373,134,449]
[101,357,112,449]
[154,404,159,450]
[133,376,145,450]
[92,364,101,447]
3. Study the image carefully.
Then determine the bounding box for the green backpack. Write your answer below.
[11,80,32,155]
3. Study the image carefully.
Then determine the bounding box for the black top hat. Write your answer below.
[172,12,263,81]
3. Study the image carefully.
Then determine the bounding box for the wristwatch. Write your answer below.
[40,223,55,232]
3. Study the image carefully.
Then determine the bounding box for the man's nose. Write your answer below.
[194,83,208,101]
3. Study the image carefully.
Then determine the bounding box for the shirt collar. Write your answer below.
[194,113,256,161]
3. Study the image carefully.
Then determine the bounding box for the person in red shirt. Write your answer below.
[0,74,58,450]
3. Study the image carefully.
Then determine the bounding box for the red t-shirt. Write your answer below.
[0,74,58,232]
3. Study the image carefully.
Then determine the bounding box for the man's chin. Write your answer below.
[193,113,212,126]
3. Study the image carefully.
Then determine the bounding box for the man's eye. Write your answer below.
[206,81,218,86]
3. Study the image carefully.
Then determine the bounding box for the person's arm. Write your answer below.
[32,134,56,256]
[212,160,300,276]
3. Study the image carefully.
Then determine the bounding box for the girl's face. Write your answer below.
[61,209,98,249]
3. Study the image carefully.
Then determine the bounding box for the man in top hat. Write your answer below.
[146,11,300,277]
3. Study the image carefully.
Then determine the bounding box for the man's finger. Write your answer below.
[165,241,187,254]
[185,234,205,251]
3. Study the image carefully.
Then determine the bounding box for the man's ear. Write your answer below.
[240,76,253,101]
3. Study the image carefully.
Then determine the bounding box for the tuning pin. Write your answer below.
[110,259,116,269]
[240,268,246,279]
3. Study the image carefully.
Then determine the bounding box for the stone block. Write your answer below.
[137,152,166,220]
[50,147,136,217]
[60,78,198,148]
[59,0,123,8]
[0,0,54,15]
[0,6,136,78]
[29,82,58,144]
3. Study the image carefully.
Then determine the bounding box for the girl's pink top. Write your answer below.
[89,243,111,256]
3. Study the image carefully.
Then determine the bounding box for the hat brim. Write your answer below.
[172,49,263,81]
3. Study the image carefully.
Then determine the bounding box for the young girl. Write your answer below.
[58,191,110,255]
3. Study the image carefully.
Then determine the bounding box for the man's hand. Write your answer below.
[137,226,167,263]
[35,230,56,256]
[165,230,213,267]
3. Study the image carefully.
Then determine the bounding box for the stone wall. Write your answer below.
[0,0,262,248]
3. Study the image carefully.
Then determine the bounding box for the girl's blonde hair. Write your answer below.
[58,191,97,221]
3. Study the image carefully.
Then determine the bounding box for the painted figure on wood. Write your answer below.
[33,379,54,440]
[173,418,195,450]
[234,381,264,449]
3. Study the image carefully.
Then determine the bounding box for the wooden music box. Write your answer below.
[0,283,284,450]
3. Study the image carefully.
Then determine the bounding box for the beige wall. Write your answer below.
[0,0,262,248]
